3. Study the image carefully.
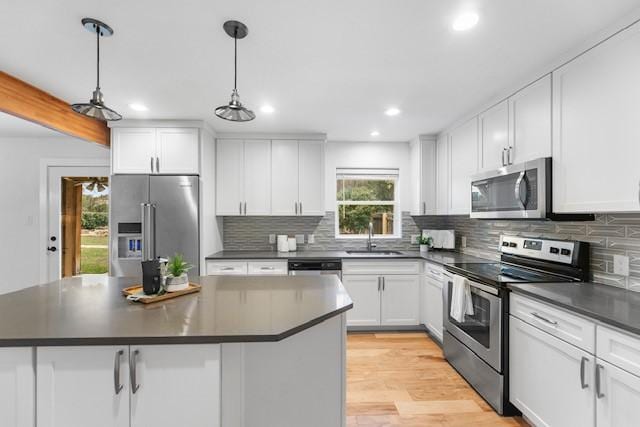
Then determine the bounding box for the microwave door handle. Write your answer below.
[514,171,529,209]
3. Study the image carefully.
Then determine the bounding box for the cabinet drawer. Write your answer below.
[423,261,445,280]
[597,325,640,377]
[206,261,248,276]
[247,261,288,275]
[510,293,595,353]
[343,260,420,275]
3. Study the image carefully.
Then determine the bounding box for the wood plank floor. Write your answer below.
[346,332,528,427]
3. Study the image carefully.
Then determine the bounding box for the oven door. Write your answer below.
[443,275,502,372]
[470,157,549,219]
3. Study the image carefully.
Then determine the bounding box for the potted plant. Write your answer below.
[417,235,433,253]
[165,253,193,292]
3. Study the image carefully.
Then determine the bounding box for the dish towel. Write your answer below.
[450,275,475,323]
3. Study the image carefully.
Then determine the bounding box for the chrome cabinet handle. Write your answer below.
[429,269,441,276]
[382,277,385,291]
[580,357,589,389]
[377,277,381,292]
[531,312,558,326]
[156,157,160,173]
[150,156,154,173]
[423,202,426,215]
[130,349,140,394]
[295,202,298,215]
[260,266,275,270]
[239,202,242,215]
[114,349,124,395]
[299,202,303,215]
[501,148,507,166]
[507,147,513,165]
[221,267,235,271]
[244,202,247,215]
[596,364,605,398]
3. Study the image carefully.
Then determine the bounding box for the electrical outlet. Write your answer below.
[411,234,419,244]
[461,236,467,248]
[268,234,276,244]
[295,234,305,244]
[308,234,315,244]
[613,254,629,276]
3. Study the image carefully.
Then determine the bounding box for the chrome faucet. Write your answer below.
[367,222,377,252]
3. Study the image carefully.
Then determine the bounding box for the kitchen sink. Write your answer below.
[345,250,404,256]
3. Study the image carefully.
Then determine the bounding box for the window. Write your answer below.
[336,169,400,238]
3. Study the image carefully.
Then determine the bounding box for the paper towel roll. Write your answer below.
[277,235,289,252]
[288,237,297,252]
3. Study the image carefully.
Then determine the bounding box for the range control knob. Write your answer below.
[509,242,517,248]
[550,247,559,254]
[561,248,571,256]
[502,241,510,247]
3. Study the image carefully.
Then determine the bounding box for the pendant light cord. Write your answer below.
[233,30,238,91]
[96,27,101,90]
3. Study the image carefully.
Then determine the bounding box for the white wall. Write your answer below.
[324,140,411,212]
[0,136,109,294]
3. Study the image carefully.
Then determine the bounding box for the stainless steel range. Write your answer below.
[443,235,589,415]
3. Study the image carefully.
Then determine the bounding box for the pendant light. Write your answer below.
[215,20,255,122]
[71,18,122,121]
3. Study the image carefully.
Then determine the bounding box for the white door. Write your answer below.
[509,316,595,427]
[216,139,244,215]
[479,100,509,170]
[449,117,478,214]
[509,74,552,164]
[298,140,325,215]
[420,139,437,215]
[243,139,271,215]
[156,127,199,174]
[37,346,130,427]
[111,128,156,174]
[271,140,299,215]
[47,165,110,282]
[436,134,449,215]
[342,275,381,326]
[130,344,220,427]
[424,276,444,342]
[381,275,420,326]
[0,348,34,427]
[596,358,640,427]
[552,21,640,213]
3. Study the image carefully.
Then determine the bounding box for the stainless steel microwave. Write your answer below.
[470,157,593,220]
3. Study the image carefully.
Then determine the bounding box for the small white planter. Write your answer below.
[420,244,430,253]
[165,273,189,292]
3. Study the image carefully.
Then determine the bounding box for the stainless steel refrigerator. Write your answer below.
[110,175,199,277]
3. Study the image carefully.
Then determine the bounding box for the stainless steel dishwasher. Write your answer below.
[287,259,342,280]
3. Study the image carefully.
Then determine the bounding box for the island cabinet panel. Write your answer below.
[0,347,34,427]
[130,344,220,427]
[37,346,130,427]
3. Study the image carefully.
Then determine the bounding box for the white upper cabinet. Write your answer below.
[449,117,478,214]
[243,140,271,215]
[0,348,34,427]
[216,139,244,215]
[509,74,552,164]
[479,100,509,171]
[553,21,640,213]
[436,134,450,215]
[298,140,325,216]
[410,137,437,215]
[112,127,200,175]
[271,140,299,215]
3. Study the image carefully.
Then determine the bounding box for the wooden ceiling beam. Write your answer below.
[0,71,110,147]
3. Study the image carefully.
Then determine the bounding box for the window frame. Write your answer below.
[335,169,401,240]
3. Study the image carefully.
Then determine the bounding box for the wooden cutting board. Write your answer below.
[121,283,201,304]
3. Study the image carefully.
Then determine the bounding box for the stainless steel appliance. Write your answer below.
[470,157,593,221]
[110,175,199,277]
[288,259,342,280]
[443,235,589,415]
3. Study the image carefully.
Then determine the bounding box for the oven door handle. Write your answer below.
[514,171,529,209]
[469,281,499,296]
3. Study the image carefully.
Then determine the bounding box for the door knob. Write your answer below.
[47,246,57,252]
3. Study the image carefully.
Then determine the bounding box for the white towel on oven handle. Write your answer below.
[450,275,475,323]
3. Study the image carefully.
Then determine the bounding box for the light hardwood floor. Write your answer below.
[346,332,528,427]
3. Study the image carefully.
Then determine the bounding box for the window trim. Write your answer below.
[335,170,401,240]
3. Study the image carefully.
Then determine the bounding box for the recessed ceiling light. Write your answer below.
[385,107,401,116]
[370,130,380,137]
[129,103,148,112]
[260,104,275,114]
[452,12,479,31]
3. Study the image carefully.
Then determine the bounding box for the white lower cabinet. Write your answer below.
[595,358,640,427]
[422,274,444,342]
[0,348,34,427]
[380,275,420,326]
[509,315,595,427]
[341,275,381,327]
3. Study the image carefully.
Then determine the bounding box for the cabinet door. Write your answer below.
[112,128,157,174]
[0,348,33,427]
[298,140,325,215]
[424,277,443,342]
[596,358,640,427]
[449,118,478,214]
[553,22,640,213]
[271,140,299,215]
[509,316,595,427]
[37,346,129,427]
[156,127,200,174]
[342,275,381,326]
[243,139,271,215]
[216,139,244,215]
[436,134,450,214]
[130,344,220,427]
[420,139,437,215]
[509,74,551,164]
[381,275,420,326]
[479,100,509,171]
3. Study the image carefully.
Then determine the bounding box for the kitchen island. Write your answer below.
[0,275,352,427]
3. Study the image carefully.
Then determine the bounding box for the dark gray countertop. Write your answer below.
[509,282,640,336]
[0,275,352,347]
[205,249,490,266]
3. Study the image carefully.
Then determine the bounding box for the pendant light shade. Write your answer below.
[71,18,122,121]
[215,21,255,122]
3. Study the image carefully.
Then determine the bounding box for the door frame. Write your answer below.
[39,158,110,284]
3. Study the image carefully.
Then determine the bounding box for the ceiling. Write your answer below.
[0,112,64,138]
[1,0,639,141]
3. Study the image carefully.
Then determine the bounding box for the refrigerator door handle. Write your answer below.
[141,203,156,260]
